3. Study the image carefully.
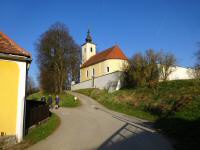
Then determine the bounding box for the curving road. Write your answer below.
[27,91,174,150]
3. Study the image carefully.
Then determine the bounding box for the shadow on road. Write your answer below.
[96,122,173,150]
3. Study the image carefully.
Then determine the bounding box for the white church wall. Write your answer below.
[71,71,123,91]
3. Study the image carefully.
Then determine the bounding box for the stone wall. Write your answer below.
[71,71,123,92]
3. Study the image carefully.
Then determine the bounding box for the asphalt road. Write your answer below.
[27,91,174,150]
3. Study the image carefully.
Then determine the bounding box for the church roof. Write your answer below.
[0,32,31,58]
[81,45,128,68]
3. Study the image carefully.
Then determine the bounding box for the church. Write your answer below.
[71,30,194,91]
[80,30,128,82]
[71,31,128,91]
[0,32,31,142]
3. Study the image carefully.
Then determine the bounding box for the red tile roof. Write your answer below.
[81,45,128,68]
[0,32,31,57]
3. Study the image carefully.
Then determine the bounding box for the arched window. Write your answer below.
[86,70,89,77]
[107,67,110,73]
[92,68,95,76]
[90,47,93,52]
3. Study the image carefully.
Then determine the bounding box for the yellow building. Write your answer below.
[80,30,128,82]
[0,32,31,142]
[72,31,194,91]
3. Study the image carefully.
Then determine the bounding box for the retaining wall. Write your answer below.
[71,71,123,91]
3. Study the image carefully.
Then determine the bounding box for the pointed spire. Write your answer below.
[85,29,92,43]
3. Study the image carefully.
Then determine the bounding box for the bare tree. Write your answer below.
[158,52,176,81]
[123,49,160,88]
[123,52,146,87]
[187,67,200,79]
[123,49,177,88]
[27,76,38,95]
[145,49,160,87]
[36,22,81,93]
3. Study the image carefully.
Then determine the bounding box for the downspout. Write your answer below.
[23,61,31,137]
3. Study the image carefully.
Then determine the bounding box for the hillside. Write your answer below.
[77,79,200,150]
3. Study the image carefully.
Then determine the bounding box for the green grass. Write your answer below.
[8,113,60,150]
[25,113,60,144]
[27,92,81,107]
[77,88,157,121]
[76,79,200,150]
[77,79,200,121]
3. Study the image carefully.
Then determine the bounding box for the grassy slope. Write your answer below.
[27,92,80,107]
[25,113,60,144]
[77,79,200,150]
[78,88,157,121]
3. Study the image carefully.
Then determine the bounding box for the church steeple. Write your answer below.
[85,29,92,43]
[82,30,96,64]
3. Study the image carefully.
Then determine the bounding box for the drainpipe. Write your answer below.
[23,61,31,137]
[92,75,95,88]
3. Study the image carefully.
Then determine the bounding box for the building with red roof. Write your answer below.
[0,32,31,143]
[80,30,128,83]
[71,31,194,91]
[71,30,128,91]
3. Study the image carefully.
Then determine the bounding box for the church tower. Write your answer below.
[81,30,96,64]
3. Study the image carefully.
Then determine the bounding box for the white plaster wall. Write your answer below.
[82,43,96,64]
[71,80,93,90]
[16,61,26,142]
[168,66,193,80]
[71,71,123,91]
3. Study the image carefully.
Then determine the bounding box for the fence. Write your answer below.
[25,100,50,131]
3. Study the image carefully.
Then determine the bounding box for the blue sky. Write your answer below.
[1,0,200,84]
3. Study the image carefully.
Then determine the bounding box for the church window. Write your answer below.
[92,68,95,76]
[90,47,93,52]
[107,67,110,73]
[86,70,89,77]
[84,48,86,52]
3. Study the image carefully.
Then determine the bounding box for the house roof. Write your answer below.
[81,45,128,68]
[0,32,31,58]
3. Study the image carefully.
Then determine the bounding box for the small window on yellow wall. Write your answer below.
[90,47,92,52]
[92,68,95,76]
[86,70,89,77]
[107,67,110,73]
